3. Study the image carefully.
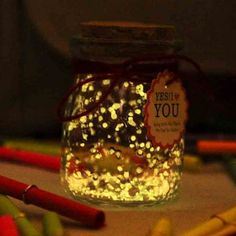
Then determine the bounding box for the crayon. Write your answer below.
[184,154,203,172]
[223,155,236,184]
[4,139,60,156]
[43,211,64,236]
[149,217,173,236]
[0,195,42,236]
[0,146,60,172]
[0,215,19,236]
[182,205,236,236]
[0,175,105,228]
[210,224,236,236]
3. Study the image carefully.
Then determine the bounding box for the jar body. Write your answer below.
[61,22,184,207]
[61,73,184,207]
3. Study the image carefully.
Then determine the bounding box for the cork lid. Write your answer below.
[78,21,176,42]
[71,21,181,61]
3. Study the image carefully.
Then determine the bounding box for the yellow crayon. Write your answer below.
[184,154,203,172]
[182,205,236,236]
[210,224,236,236]
[149,217,173,236]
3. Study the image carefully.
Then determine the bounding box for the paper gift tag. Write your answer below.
[144,70,188,149]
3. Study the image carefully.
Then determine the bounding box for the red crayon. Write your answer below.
[0,215,19,236]
[0,147,60,172]
[0,175,105,228]
[197,140,236,154]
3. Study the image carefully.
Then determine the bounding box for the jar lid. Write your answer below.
[71,21,182,62]
[78,21,176,42]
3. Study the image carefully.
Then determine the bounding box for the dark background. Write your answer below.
[1,0,236,138]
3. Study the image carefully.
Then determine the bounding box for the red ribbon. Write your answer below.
[58,54,204,122]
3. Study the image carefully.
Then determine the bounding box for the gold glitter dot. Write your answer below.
[136,167,143,174]
[109,148,115,155]
[115,136,120,143]
[111,111,118,120]
[117,166,123,172]
[137,149,143,155]
[146,153,152,158]
[88,85,94,91]
[129,100,137,106]
[124,171,129,179]
[146,142,151,149]
[81,84,88,92]
[90,148,96,153]
[90,128,95,136]
[135,109,141,115]
[140,142,145,148]
[84,99,89,105]
[130,135,136,141]
[136,129,142,134]
[128,117,136,126]
[82,133,88,140]
[116,151,121,158]
[97,91,102,97]
[112,103,120,110]
[108,107,114,113]
[129,143,135,148]
[68,122,77,131]
[146,153,151,158]
[115,123,124,131]
[137,99,142,104]
[80,143,85,147]
[102,122,108,128]
[124,81,129,88]
[102,80,110,85]
[100,107,106,113]
[80,116,87,123]
[95,153,102,159]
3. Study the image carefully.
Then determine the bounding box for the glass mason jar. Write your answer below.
[60,22,185,207]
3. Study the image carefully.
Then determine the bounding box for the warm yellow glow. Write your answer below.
[63,78,183,204]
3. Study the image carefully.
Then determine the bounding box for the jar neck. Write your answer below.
[71,55,179,75]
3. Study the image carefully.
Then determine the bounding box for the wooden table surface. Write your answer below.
[0,160,235,236]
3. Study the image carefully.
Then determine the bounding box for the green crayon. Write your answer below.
[0,194,42,236]
[4,139,61,156]
[43,211,64,236]
[224,155,236,184]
